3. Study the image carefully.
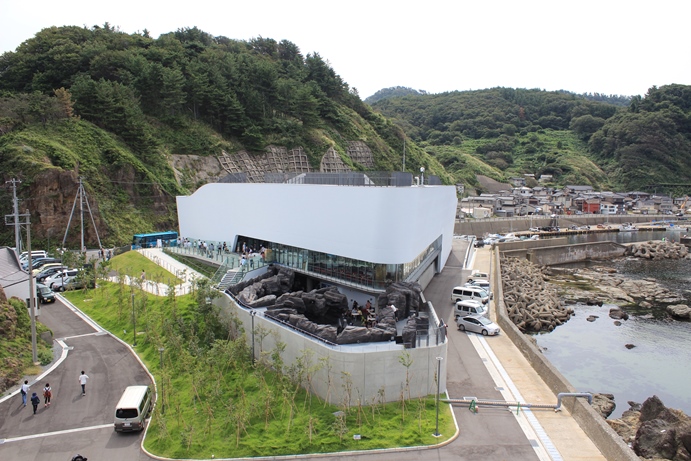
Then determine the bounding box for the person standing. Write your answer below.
[140,270,146,282]
[20,380,30,407]
[43,383,52,407]
[30,392,40,415]
[79,371,89,396]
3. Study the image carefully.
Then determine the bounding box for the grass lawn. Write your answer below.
[108,250,182,285]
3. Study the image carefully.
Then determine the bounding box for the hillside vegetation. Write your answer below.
[371,85,691,192]
[0,25,449,248]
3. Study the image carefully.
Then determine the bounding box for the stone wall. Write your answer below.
[501,241,626,266]
[490,249,639,461]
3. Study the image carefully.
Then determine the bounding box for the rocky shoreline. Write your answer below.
[501,241,691,459]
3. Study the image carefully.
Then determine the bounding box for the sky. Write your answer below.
[1,0,688,99]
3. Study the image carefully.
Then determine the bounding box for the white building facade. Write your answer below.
[177,180,458,293]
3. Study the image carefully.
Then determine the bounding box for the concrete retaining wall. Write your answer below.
[490,249,639,461]
[456,214,669,237]
[501,241,627,266]
[215,294,447,405]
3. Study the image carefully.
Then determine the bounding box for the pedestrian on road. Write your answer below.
[20,380,30,407]
[79,371,89,396]
[43,383,52,407]
[30,392,40,414]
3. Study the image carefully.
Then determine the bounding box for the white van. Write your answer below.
[451,286,490,304]
[466,280,493,299]
[114,385,152,432]
[454,300,488,318]
[19,250,47,264]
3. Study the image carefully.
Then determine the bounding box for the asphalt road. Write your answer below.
[0,297,152,461]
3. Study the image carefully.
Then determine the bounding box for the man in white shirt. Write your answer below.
[20,380,30,407]
[79,371,89,396]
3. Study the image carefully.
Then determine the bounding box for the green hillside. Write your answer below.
[0,25,450,248]
[371,85,691,192]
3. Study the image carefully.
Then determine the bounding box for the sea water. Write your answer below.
[533,229,691,418]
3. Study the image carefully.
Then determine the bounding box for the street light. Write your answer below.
[420,167,425,186]
[159,347,165,415]
[433,356,444,437]
[250,310,257,365]
[131,292,136,346]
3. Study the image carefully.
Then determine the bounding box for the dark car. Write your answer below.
[474,239,485,248]
[35,265,68,283]
[36,283,56,304]
[28,257,61,271]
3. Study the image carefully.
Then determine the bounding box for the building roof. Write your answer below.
[0,247,28,290]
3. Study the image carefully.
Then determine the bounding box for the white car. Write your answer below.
[44,269,79,288]
[465,280,493,299]
[467,270,489,283]
[456,314,500,336]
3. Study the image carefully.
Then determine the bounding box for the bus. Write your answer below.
[132,231,178,249]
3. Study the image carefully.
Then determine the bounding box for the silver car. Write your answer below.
[456,314,500,336]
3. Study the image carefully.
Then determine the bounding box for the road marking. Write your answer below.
[61,332,102,340]
[467,333,562,461]
[1,423,113,443]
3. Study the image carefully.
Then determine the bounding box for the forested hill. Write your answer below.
[370,85,691,192]
[0,25,447,248]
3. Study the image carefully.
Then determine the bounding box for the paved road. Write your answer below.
[0,297,152,461]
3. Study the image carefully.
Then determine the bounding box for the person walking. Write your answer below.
[79,371,89,396]
[30,392,40,415]
[43,383,52,407]
[20,380,30,407]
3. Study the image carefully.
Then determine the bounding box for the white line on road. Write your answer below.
[467,333,562,461]
[0,423,113,443]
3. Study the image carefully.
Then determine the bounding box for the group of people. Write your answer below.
[98,247,112,261]
[341,299,376,331]
[19,371,89,415]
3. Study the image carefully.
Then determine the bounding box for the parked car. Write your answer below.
[51,274,94,292]
[32,262,63,276]
[456,314,500,336]
[473,239,485,248]
[26,257,61,271]
[467,270,489,283]
[451,285,490,304]
[35,265,68,283]
[466,280,493,299]
[454,300,488,318]
[44,269,79,288]
[36,283,56,304]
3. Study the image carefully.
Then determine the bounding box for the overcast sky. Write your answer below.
[1,0,688,99]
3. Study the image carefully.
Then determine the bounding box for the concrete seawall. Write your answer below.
[490,248,639,461]
[456,214,672,237]
[501,241,627,266]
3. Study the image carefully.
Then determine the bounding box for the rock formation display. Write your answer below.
[500,256,574,332]
[228,268,423,344]
[607,396,691,460]
[624,240,690,260]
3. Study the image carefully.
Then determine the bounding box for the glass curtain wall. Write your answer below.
[238,235,437,290]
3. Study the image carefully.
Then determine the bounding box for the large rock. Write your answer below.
[591,393,616,419]
[667,304,691,320]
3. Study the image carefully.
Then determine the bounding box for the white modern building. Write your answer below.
[177,173,456,404]
[176,173,458,294]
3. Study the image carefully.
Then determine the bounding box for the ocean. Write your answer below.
[531,228,691,419]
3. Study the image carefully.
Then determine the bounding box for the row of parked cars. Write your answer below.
[450,270,501,336]
[19,251,88,303]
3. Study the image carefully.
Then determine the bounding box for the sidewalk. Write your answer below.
[471,247,607,461]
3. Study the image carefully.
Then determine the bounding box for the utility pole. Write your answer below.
[5,179,22,253]
[62,177,103,252]
[5,209,38,363]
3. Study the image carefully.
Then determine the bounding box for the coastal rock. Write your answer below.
[586,315,598,322]
[609,307,629,320]
[632,396,691,460]
[666,304,691,320]
[625,344,636,349]
[625,241,690,260]
[592,393,616,419]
